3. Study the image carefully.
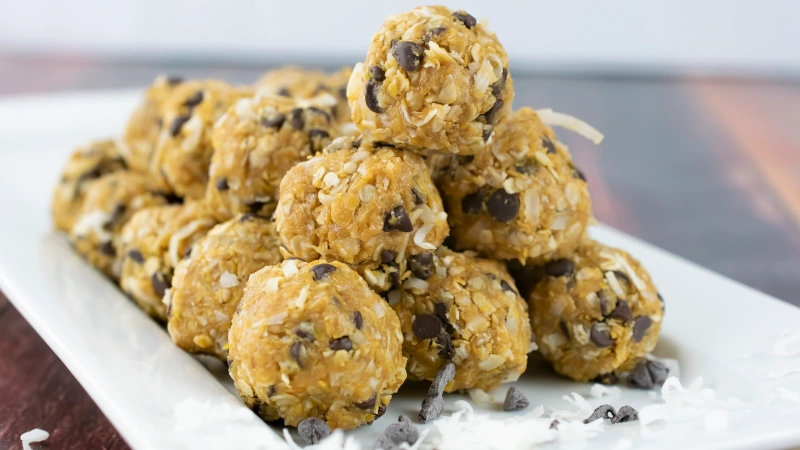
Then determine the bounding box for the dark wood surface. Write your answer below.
[1,54,799,449]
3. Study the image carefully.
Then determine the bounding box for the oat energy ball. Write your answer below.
[228,260,407,429]
[528,239,664,382]
[206,94,338,220]
[348,6,513,154]
[441,107,591,263]
[167,213,282,359]
[119,202,217,320]
[52,139,127,233]
[391,247,531,392]
[150,79,252,199]
[122,75,183,173]
[69,171,166,279]
[276,137,448,266]
[255,66,353,122]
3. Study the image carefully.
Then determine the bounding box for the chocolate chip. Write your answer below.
[381,249,396,264]
[549,419,560,429]
[413,314,442,340]
[409,252,434,279]
[260,113,285,129]
[365,79,384,113]
[375,405,387,420]
[503,387,529,411]
[491,68,508,98]
[592,372,619,385]
[453,11,477,28]
[310,263,336,281]
[151,272,169,297]
[374,415,419,450]
[627,360,654,389]
[352,138,362,148]
[560,321,570,339]
[611,405,639,424]
[353,311,363,329]
[290,341,304,368]
[598,290,612,316]
[420,363,455,423]
[486,188,519,222]
[436,332,455,359]
[632,316,652,342]
[290,108,304,130]
[384,205,413,232]
[590,324,614,347]
[245,200,267,213]
[391,41,424,72]
[373,141,393,148]
[251,400,263,415]
[277,87,291,97]
[461,188,484,215]
[370,65,386,82]
[329,336,352,351]
[573,167,587,182]
[169,114,191,137]
[309,129,330,140]
[216,178,229,191]
[294,329,315,342]
[166,76,183,85]
[500,279,518,295]
[128,249,144,264]
[424,26,447,42]
[433,302,448,323]
[647,360,669,385]
[483,100,504,124]
[544,258,574,277]
[609,300,634,322]
[309,129,331,153]
[411,188,424,205]
[584,404,616,424]
[354,393,377,410]
[183,90,204,108]
[542,137,557,154]
[298,417,330,445]
[100,241,115,256]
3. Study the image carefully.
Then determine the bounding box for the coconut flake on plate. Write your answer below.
[20,428,49,450]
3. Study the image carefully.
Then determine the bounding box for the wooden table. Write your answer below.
[1,54,799,449]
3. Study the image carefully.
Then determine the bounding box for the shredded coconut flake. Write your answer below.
[589,383,621,398]
[639,377,745,428]
[219,271,239,288]
[21,428,49,450]
[413,222,437,250]
[536,108,604,144]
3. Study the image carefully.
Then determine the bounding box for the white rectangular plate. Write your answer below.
[2,90,800,450]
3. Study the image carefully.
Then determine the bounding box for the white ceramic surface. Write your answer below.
[1,90,800,450]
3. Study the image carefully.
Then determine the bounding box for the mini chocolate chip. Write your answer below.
[412,188,424,205]
[329,336,352,351]
[246,200,267,213]
[353,311,363,329]
[169,114,191,137]
[311,263,336,281]
[646,360,669,385]
[544,258,574,277]
[573,167,587,182]
[503,387,529,411]
[632,316,652,342]
[381,249,396,264]
[500,279,518,295]
[424,26,447,42]
[290,108,304,130]
[373,141,393,148]
[560,321,570,339]
[162,192,183,204]
[611,405,639,424]
[461,188,484,215]
[151,272,169,297]
[609,300,634,322]
[542,137,557,154]
[384,205,413,232]
[352,138,362,148]
[627,360,654,389]
[375,415,419,449]
[592,372,620,385]
[584,404,616,424]
[453,11,477,28]
[354,393,377,410]
[183,90,204,108]
[261,113,286,129]
[308,106,332,122]
[613,270,630,286]
[420,395,444,424]
[370,65,386,82]
[433,302,448,323]
[590,324,614,347]
[549,420,560,430]
[216,178,229,191]
[409,252,434,279]
[309,129,331,153]
[487,188,519,222]
[128,249,144,264]
[166,76,183,85]
[100,241,115,256]
[294,329,315,342]
[413,314,442,340]
[436,332,455,359]
[599,290,612,315]
[483,100,504,124]
[290,342,304,368]
[251,400,263,415]
[365,79,384,113]
[458,154,475,164]
[298,417,330,445]
[309,128,330,140]
[491,68,508,98]
[277,87,291,97]
[430,362,455,397]
[391,41,424,72]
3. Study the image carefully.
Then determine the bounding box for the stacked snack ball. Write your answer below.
[528,238,663,382]
[255,66,353,123]
[69,171,167,279]
[206,94,338,220]
[275,136,448,272]
[391,247,531,392]
[348,6,513,154]
[122,75,184,173]
[441,107,591,263]
[118,201,217,320]
[228,260,407,429]
[167,213,282,359]
[52,139,127,233]
[150,79,253,199]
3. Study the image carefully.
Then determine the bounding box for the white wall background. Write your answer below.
[2,0,799,76]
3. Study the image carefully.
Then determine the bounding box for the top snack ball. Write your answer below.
[348,6,513,154]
